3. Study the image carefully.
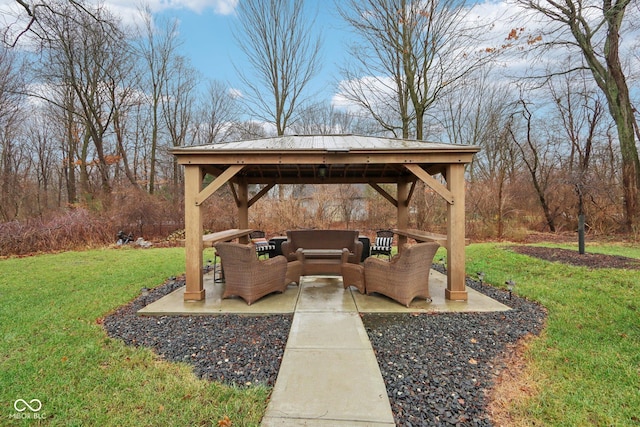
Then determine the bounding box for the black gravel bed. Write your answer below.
[104,270,546,426]
[362,267,546,426]
[103,276,292,387]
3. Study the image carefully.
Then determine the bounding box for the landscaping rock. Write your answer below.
[104,270,546,425]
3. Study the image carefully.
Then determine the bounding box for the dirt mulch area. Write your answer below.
[508,245,640,270]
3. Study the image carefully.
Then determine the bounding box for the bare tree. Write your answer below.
[22,114,51,214]
[335,184,364,229]
[509,98,563,232]
[29,1,128,201]
[161,56,198,188]
[546,67,606,249]
[107,33,142,191]
[338,0,499,140]
[2,0,115,47]
[55,84,80,204]
[134,7,182,194]
[337,0,413,138]
[193,80,238,146]
[517,0,640,231]
[440,71,520,237]
[234,0,322,135]
[0,46,27,220]
[292,101,366,135]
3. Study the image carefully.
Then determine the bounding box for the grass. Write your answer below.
[0,247,269,426]
[466,243,640,426]
[2,243,638,426]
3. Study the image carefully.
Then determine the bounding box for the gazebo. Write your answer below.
[171,134,479,302]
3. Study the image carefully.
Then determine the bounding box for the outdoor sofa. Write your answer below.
[281,229,363,275]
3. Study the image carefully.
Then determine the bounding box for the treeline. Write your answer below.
[0,1,638,256]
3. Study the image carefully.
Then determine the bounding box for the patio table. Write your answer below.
[202,228,253,247]
[297,249,345,275]
[393,228,447,248]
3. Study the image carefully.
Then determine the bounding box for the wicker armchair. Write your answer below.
[214,242,288,305]
[364,242,440,307]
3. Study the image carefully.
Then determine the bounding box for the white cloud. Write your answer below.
[228,88,243,99]
[0,0,238,18]
[0,0,238,39]
[122,0,238,15]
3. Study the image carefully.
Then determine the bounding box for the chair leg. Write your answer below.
[214,252,225,282]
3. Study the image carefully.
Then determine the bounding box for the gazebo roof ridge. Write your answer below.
[172,134,480,154]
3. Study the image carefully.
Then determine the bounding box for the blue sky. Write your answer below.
[154,3,353,103]
[0,0,536,106]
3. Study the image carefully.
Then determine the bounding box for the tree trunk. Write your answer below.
[605,88,640,231]
[576,0,640,230]
[64,123,77,205]
[79,132,91,202]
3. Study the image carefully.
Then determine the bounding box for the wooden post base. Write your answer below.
[445,289,468,301]
[184,289,206,301]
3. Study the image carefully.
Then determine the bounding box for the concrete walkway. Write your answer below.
[261,276,395,426]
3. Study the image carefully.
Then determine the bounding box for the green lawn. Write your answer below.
[0,247,268,426]
[466,242,640,426]
[1,243,638,426]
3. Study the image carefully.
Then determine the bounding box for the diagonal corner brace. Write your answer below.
[195,165,244,206]
[404,164,454,204]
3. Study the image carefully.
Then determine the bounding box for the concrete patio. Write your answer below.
[138,269,510,316]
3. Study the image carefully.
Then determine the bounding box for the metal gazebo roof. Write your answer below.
[171,134,479,184]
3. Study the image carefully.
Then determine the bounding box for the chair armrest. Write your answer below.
[353,240,363,259]
[364,256,389,268]
[260,255,288,268]
[341,248,350,263]
[281,241,297,261]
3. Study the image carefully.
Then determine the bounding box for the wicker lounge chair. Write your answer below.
[364,242,440,307]
[214,242,288,305]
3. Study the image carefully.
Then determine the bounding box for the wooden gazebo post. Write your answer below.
[183,164,205,300]
[238,178,250,234]
[397,177,409,249]
[445,163,467,300]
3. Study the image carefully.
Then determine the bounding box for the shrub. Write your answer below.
[0,208,113,256]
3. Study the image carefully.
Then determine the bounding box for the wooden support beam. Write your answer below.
[237,178,249,242]
[195,165,244,206]
[397,178,409,251]
[248,182,276,208]
[404,164,454,204]
[228,181,239,206]
[369,182,398,207]
[406,180,417,205]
